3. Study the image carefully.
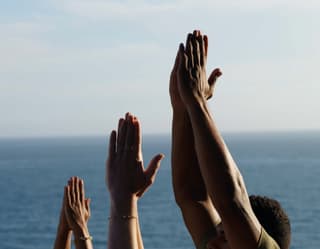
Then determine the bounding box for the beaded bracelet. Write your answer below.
[108,215,138,220]
[79,235,93,241]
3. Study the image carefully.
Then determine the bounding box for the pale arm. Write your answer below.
[65,177,93,249]
[53,197,72,249]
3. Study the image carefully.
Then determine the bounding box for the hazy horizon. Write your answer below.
[1,129,320,140]
[1,1,320,137]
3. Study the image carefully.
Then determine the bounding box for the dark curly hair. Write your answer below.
[249,195,291,249]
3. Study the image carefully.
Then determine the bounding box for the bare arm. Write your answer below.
[172,111,221,247]
[65,177,93,249]
[177,31,261,249]
[170,40,222,248]
[106,113,164,249]
[53,195,72,249]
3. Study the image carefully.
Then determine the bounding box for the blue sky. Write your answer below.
[1,0,320,137]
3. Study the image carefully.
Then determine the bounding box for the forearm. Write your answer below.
[172,110,200,203]
[53,223,72,249]
[172,110,220,246]
[187,100,264,249]
[179,199,221,247]
[73,225,93,249]
[136,217,144,249]
[186,100,245,209]
[108,198,139,249]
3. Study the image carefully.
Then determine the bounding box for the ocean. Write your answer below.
[0,132,319,249]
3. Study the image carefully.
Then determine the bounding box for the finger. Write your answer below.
[125,113,135,155]
[72,177,77,204]
[66,185,72,207]
[85,198,91,218]
[107,130,117,164]
[192,35,200,67]
[137,154,164,197]
[197,35,205,66]
[204,35,208,57]
[75,177,81,203]
[117,118,124,147]
[62,184,67,206]
[145,154,164,186]
[64,185,72,222]
[64,185,69,207]
[208,68,222,87]
[172,46,181,74]
[117,117,128,153]
[177,43,188,73]
[185,33,194,68]
[68,177,74,204]
[85,198,91,213]
[79,178,85,205]
[132,117,142,161]
[136,160,146,197]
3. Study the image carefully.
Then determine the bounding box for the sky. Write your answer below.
[1,0,320,137]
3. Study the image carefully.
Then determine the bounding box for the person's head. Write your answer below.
[207,195,291,249]
[249,195,291,249]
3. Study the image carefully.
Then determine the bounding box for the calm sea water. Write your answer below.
[0,132,319,249]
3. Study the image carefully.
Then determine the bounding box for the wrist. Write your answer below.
[56,226,72,237]
[57,219,71,233]
[186,97,208,115]
[73,224,90,239]
[110,197,138,217]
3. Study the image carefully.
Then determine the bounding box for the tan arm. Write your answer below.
[170,42,221,248]
[172,111,221,247]
[177,31,261,249]
[106,113,164,249]
[53,205,72,249]
[65,177,93,249]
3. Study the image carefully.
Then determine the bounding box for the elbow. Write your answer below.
[173,188,189,208]
[173,186,208,208]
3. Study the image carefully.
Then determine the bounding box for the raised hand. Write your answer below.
[106,113,164,204]
[176,31,222,106]
[64,177,91,232]
[170,47,186,111]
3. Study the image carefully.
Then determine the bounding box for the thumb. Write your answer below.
[136,154,164,197]
[145,154,164,184]
[85,198,91,219]
[208,68,222,87]
[172,45,181,73]
[85,198,91,210]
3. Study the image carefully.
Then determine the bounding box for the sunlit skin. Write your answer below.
[106,113,164,249]
[170,30,225,249]
[53,177,92,249]
[172,30,262,249]
[65,177,92,249]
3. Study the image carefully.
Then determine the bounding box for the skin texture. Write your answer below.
[175,31,261,249]
[65,177,93,249]
[53,177,92,249]
[106,113,164,249]
[53,191,72,249]
[170,30,223,248]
